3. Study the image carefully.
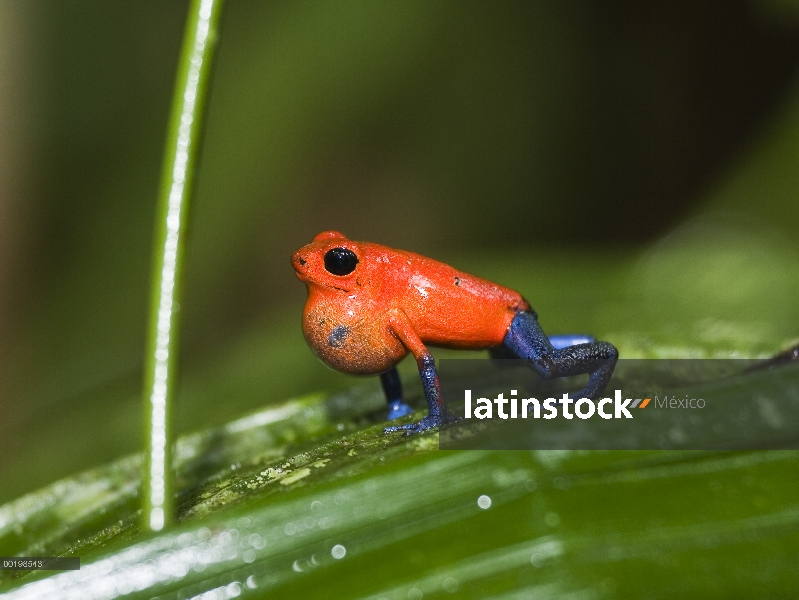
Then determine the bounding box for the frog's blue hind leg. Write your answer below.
[489,334,595,358]
[548,334,596,349]
[502,311,617,400]
[381,367,414,420]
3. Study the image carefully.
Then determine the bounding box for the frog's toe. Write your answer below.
[383,414,440,435]
[386,400,414,420]
[383,413,463,435]
[382,422,422,434]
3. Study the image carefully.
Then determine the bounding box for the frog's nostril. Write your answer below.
[298,257,307,266]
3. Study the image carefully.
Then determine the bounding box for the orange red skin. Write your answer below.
[292,231,530,376]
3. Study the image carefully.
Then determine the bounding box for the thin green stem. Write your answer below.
[142,0,225,532]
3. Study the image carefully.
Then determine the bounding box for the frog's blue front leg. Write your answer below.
[381,367,414,420]
[383,355,444,434]
[503,311,617,400]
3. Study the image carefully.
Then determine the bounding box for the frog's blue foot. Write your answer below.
[504,311,617,400]
[386,399,414,420]
[383,413,459,435]
[383,414,440,434]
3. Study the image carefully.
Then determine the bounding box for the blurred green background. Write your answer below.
[1,0,799,505]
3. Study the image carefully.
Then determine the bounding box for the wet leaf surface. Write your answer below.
[2,358,798,598]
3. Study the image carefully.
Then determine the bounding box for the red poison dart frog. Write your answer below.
[292,231,618,434]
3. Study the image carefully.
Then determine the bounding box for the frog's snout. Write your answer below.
[292,250,310,280]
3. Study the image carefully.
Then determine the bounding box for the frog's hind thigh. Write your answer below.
[490,335,595,359]
[502,311,617,400]
[548,334,596,349]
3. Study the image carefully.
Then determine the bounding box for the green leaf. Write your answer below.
[2,359,798,598]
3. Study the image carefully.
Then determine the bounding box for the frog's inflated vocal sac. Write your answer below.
[292,231,618,434]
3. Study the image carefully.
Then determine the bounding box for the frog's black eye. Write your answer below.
[324,247,359,276]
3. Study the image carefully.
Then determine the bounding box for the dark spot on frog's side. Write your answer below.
[327,325,350,348]
[454,276,460,287]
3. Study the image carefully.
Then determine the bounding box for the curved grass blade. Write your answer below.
[142,0,226,532]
